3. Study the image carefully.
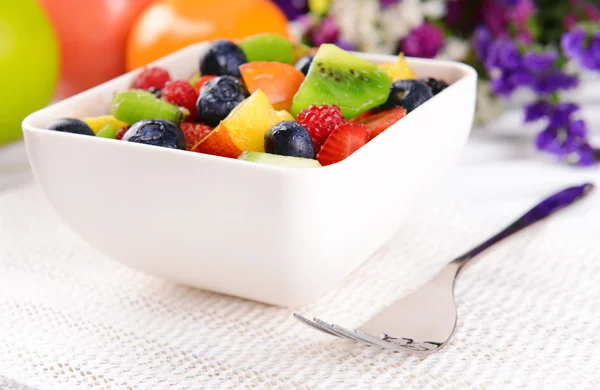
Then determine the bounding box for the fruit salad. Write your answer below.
[46,33,449,169]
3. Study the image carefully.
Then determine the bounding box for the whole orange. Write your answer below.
[126,0,290,71]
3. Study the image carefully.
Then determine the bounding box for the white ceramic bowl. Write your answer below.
[22,42,477,306]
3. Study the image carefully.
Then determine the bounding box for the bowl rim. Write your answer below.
[22,42,477,175]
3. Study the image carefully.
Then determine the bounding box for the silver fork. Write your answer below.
[294,183,594,355]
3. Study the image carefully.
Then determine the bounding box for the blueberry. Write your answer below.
[122,119,185,149]
[265,121,315,159]
[378,79,434,113]
[196,76,249,127]
[199,40,247,77]
[47,118,94,136]
[422,78,448,95]
[294,55,313,75]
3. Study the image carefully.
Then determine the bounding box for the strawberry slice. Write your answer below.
[352,109,375,122]
[179,122,213,150]
[317,123,368,166]
[350,107,407,140]
[194,75,217,93]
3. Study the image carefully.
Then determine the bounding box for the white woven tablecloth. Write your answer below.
[1,126,600,389]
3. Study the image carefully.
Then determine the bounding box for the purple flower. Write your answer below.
[310,16,339,46]
[533,71,578,95]
[474,26,493,62]
[530,101,594,165]
[478,29,578,98]
[522,51,557,73]
[272,0,309,21]
[568,119,587,138]
[561,27,587,59]
[525,101,553,122]
[581,31,600,70]
[535,127,560,153]
[551,103,580,127]
[509,69,536,86]
[507,0,535,25]
[480,0,509,36]
[561,27,600,71]
[576,144,596,166]
[399,23,445,59]
[498,0,519,6]
[491,73,519,96]
[485,38,521,70]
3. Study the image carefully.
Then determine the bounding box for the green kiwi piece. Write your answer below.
[111,90,187,124]
[291,44,392,119]
[239,33,294,64]
[96,123,118,139]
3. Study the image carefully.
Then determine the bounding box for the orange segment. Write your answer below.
[192,124,242,158]
[239,62,305,112]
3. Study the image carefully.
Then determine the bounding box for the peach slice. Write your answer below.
[192,90,287,158]
[192,124,241,158]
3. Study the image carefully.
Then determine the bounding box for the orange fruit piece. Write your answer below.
[192,90,286,158]
[239,62,305,112]
[126,0,290,70]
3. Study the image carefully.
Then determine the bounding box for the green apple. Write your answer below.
[0,1,59,145]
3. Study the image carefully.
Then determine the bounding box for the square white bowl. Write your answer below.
[22,42,477,306]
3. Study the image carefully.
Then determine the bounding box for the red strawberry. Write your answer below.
[317,123,368,166]
[194,75,217,93]
[162,80,199,121]
[180,122,213,150]
[131,67,171,90]
[350,107,407,140]
[296,105,346,151]
[115,126,130,140]
[352,109,375,122]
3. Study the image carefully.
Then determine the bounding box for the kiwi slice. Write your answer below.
[96,123,118,139]
[111,90,187,124]
[239,33,294,64]
[291,44,392,119]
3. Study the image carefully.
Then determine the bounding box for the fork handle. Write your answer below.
[452,183,594,271]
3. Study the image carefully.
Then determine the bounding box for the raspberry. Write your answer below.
[180,122,213,150]
[161,80,199,121]
[296,105,346,151]
[131,67,171,90]
[115,126,130,140]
